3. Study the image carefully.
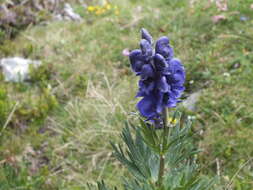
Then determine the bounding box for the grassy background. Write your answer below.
[0,0,253,189]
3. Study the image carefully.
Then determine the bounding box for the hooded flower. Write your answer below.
[129,28,185,120]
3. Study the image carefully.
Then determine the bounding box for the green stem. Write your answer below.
[157,154,165,187]
[162,108,169,148]
[157,108,168,188]
[162,108,168,129]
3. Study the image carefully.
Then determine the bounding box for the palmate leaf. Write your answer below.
[165,118,198,167]
[159,114,217,190]
[123,179,155,190]
[139,119,160,154]
[110,122,159,184]
[163,163,217,190]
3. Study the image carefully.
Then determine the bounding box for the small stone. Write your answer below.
[53,14,63,21]
[62,3,82,21]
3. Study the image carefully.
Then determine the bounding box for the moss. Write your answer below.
[71,74,88,96]
[29,63,56,87]
[13,87,58,126]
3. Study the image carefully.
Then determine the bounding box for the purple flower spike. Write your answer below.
[157,76,169,93]
[140,64,154,80]
[129,49,144,74]
[155,36,174,60]
[129,29,185,120]
[154,54,167,72]
[141,28,152,44]
[137,94,156,118]
[140,39,153,59]
[167,58,185,85]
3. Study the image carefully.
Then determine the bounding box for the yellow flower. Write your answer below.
[115,10,119,15]
[95,7,106,15]
[87,6,95,12]
[168,118,177,125]
[100,8,106,14]
[105,3,111,10]
[95,10,102,15]
[113,5,119,15]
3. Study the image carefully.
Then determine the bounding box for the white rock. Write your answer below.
[53,14,63,21]
[0,57,41,82]
[63,3,82,21]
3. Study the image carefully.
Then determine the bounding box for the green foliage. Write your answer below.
[29,63,56,87]
[72,74,88,96]
[0,164,45,190]
[97,113,216,190]
[0,29,6,43]
[88,181,117,190]
[0,65,58,128]
[0,84,12,128]
[14,87,58,124]
[111,124,159,185]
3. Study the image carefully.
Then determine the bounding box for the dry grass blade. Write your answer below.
[0,102,19,135]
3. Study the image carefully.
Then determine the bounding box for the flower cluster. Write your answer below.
[129,29,185,120]
[87,1,119,16]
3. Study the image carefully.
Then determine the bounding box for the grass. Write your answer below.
[0,0,253,189]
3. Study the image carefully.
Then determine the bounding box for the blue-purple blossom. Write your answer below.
[129,28,185,120]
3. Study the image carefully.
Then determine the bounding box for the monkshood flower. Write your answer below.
[129,28,185,121]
